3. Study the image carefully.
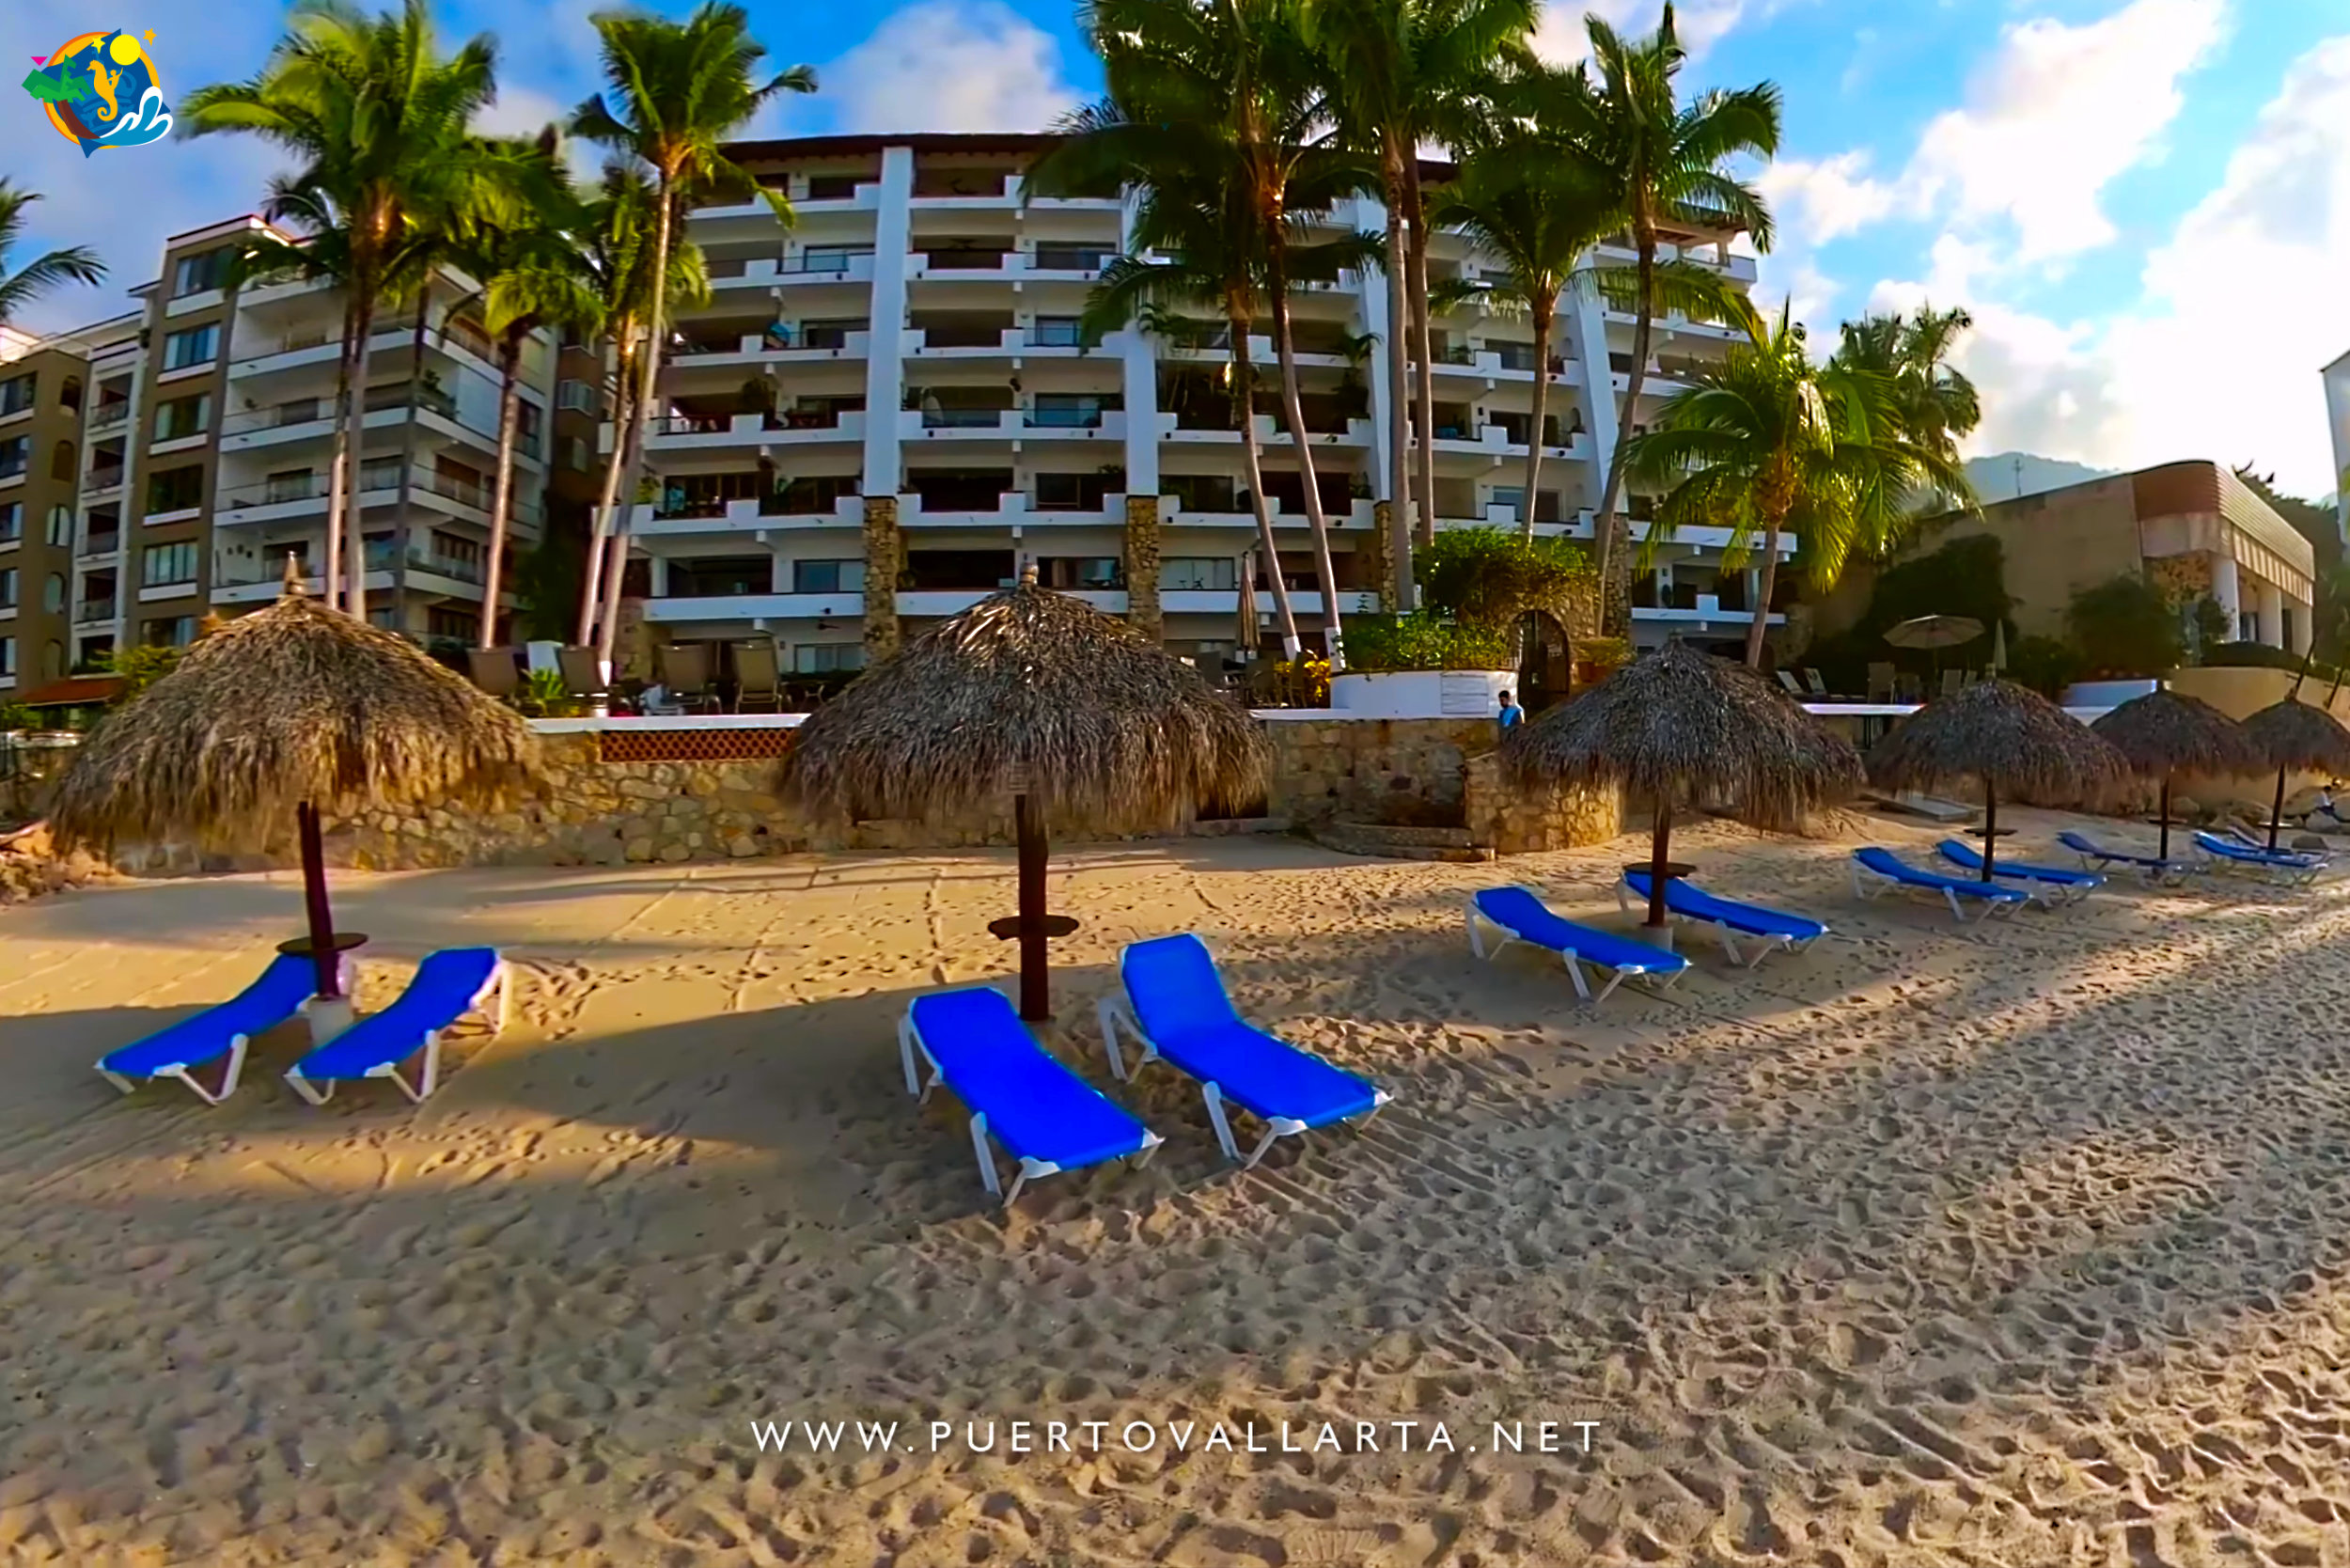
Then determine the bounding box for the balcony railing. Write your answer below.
[79,534,120,559]
[1025,406,1106,429]
[84,466,125,493]
[654,412,734,436]
[76,598,115,623]
[86,404,131,434]
[763,408,846,432]
[921,407,1011,429]
[917,250,1010,271]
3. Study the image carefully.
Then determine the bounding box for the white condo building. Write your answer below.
[2326,347,2350,542]
[631,133,1773,672]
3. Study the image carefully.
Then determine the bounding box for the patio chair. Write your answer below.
[556,646,609,706]
[1866,662,1897,702]
[1801,667,1831,698]
[1465,886,1688,1002]
[656,643,720,713]
[1775,670,1806,696]
[465,647,522,702]
[97,951,348,1105]
[1850,847,2029,922]
[284,948,509,1105]
[1617,871,1828,966]
[1939,669,1964,698]
[732,637,784,713]
[1933,839,2104,906]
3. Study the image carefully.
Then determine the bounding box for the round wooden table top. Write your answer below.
[989,915,1080,941]
[1624,861,1698,880]
[277,933,369,957]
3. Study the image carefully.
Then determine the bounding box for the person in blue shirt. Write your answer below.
[1497,688,1526,737]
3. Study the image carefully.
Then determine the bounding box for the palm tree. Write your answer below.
[1430,102,1620,541]
[570,1,814,669]
[1548,3,1781,639]
[1625,301,1913,666]
[186,0,514,619]
[0,182,104,327]
[1307,0,1534,573]
[1045,0,1361,665]
[443,141,605,648]
[1832,305,1980,514]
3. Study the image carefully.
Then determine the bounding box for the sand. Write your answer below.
[4,809,2350,1566]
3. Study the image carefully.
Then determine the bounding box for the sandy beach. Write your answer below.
[5,811,2350,1566]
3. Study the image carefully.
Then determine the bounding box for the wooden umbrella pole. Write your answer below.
[1646,796,1672,928]
[1981,784,1998,881]
[2158,776,2172,863]
[1014,792,1050,1022]
[2269,766,2288,853]
[295,801,342,998]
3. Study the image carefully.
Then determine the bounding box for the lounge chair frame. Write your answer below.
[2194,832,2326,888]
[1849,854,2025,924]
[1610,880,1823,967]
[97,951,356,1105]
[283,959,510,1105]
[1094,994,1391,1169]
[898,995,1163,1205]
[1932,841,2099,908]
[1465,886,1685,1002]
[2059,831,2200,886]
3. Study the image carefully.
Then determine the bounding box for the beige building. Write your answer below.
[1831,460,2316,654]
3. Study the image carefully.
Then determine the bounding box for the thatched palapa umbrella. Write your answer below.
[1504,641,1864,938]
[48,562,540,1002]
[778,571,1267,1020]
[2089,688,2264,861]
[2241,690,2350,851]
[1867,678,2131,878]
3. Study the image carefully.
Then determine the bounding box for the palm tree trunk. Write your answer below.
[1595,231,1656,640]
[478,334,523,649]
[322,297,357,612]
[388,301,431,631]
[576,346,634,646]
[343,293,377,620]
[599,189,680,670]
[1266,246,1344,668]
[1402,159,1437,548]
[1744,513,1784,668]
[1230,310,1300,658]
[1521,292,1556,542]
[1382,158,1414,609]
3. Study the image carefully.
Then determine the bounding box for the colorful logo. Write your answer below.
[22,30,171,158]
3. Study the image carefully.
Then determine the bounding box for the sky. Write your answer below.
[6,0,2347,499]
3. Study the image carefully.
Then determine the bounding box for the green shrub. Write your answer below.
[2202,642,2344,684]
[0,702,34,732]
[1342,612,1517,673]
[2004,634,2083,698]
[1413,527,1590,631]
[2063,574,2182,677]
[102,644,183,705]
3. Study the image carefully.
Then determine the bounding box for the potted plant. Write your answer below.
[1330,528,1595,717]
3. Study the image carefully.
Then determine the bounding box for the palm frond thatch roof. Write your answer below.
[48,593,540,853]
[2241,697,2350,776]
[2089,689,2264,777]
[1866,677,2130,806]
[777,581,1267,829]
[1504,641,1864,818]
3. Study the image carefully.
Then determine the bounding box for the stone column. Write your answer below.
[1124,493,1163,644]
[1367,499,1395,611]
[2256,581,2284,649]
[862,494,901,660]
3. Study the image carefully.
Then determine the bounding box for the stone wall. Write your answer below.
[324,718,1627,871]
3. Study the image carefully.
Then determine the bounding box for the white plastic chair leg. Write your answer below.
[284,1070,332,1105]
[968,1111,1001,1197]
[897,1017,922,1097]
[1200,1080,1242,1163]
[1561,953,1592,1000]
[1095,998,1130,1081]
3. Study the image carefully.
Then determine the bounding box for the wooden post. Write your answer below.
[295,801,341,997]
[2269,766,2289,853]
[1014,792,1050,1022]
[1646,797,1673,928]
[1981,784,1998,880]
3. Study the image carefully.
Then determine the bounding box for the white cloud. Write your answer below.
[1901,0,2230,262]
[1758,150,1898,245]
[1532,0,1769,66]
[1870,34,2350,495]
[821,0,1081,135]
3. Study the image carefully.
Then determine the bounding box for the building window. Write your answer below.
[0,502,19,542]
[0,569,14,607]
[0,636,12,678]
[50,441,74,481]
[1161,557,1239,592]
[142,541,198,587]
[59,376,81,414]
[155,392,213,443]
[556,378,599,414]
[561,435,589,471]
[1030,316,1085,348]
[427,605,477,640]
[41,572,63,614]
[791,558,864,594]
[147,466,206,515]
[0,436,26,480]
[665,556,773,597]
[45,505,70,547]
[0,374,32,416]
[162,324,219,371]
[145,616,196,648]
[173,249,232,297]
[1038,556,1121,589]
[792,643,866,674]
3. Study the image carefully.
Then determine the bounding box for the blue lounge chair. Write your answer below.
[899,986,1162,1205]
[284,948,509,1105]
[1099,934,1390,1168]
[2058,830,2199,884]
[1617,870,1827,967]
[1934,839,2104,906]
[96,950,346,1105]
[1849,847,2030,922]
[2194,831,2327,886]
[1465,886,1688,1001]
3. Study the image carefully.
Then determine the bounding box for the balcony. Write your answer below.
[212,540,488,601]
[645,407,867,452]
[212,463,540,528]
[899,407,1129,444]
[86,403,131,435]
[1159,412,1375,449]
[83,465,126,498]
[667,326,872,367]
[75,598,116,626]
[79,533,120,561]
[706,252,877,290]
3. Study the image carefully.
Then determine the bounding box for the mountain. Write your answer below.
[1964,452,2116,504]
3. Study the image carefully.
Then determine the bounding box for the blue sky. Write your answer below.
[8,0,2348,497]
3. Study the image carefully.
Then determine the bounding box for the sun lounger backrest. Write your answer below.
[908,987,1147,1164]
[1120,934,1243,1045]
[374,948,500,1030]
